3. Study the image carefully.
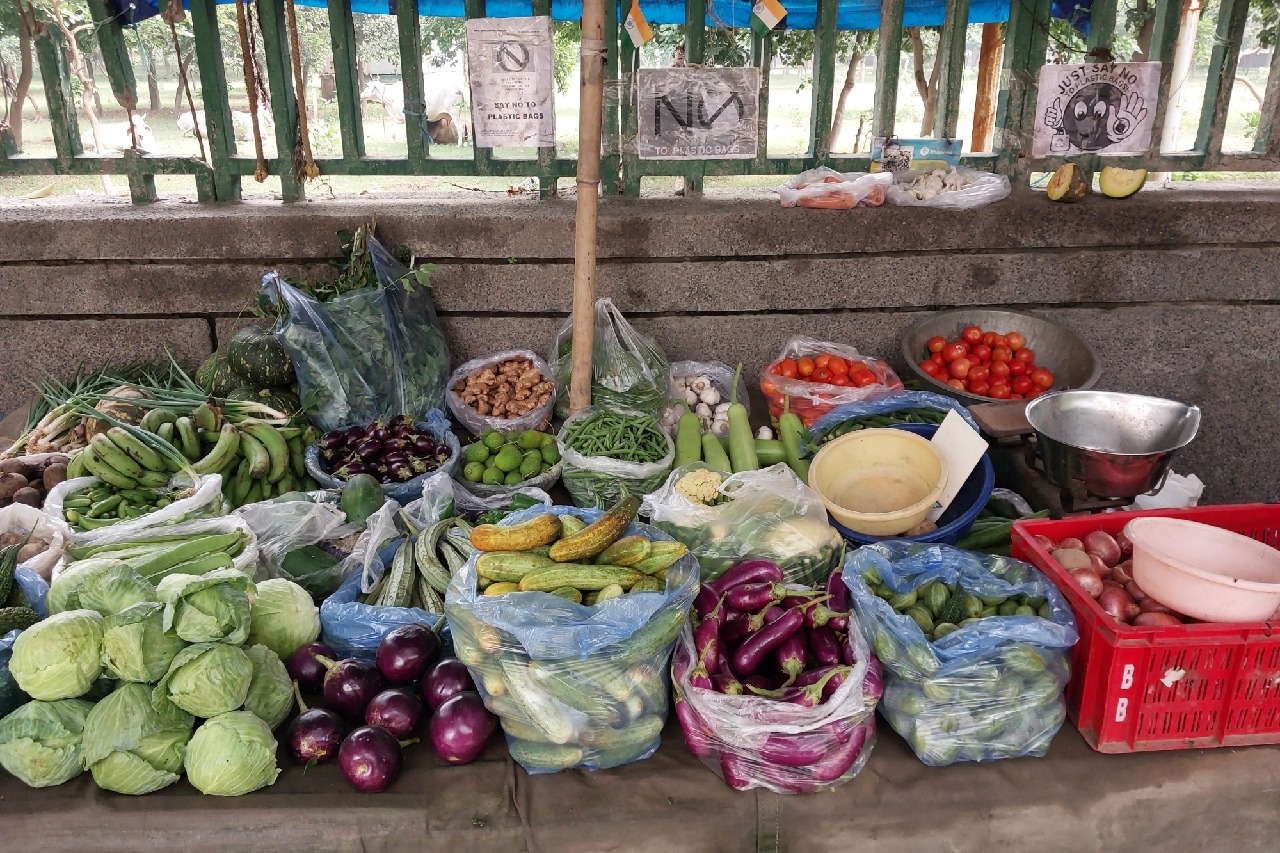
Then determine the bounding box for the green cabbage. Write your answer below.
[184,710,280,796]
[0,698,95,787]
[101,601,188,683]
[246,578,320,659]
[158,568,255,645]
[243,645,293,730]
[9,610,104,700]
[82,683,194,795]
[48,558,154,617]
[155,642,252,719]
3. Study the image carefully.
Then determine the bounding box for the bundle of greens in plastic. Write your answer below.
[444,505,697,774]
[263,234,450,432]
[549,298,669,419]
[235,496,359,600]
[843,542,1077,766]
[807,391,981,449]
[557,408,674,509]
[643,463,844,587]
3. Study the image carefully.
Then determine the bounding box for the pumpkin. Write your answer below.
[1099,166,1148,199]
[196,351,241,397]
[226,385,301,417]
[226,327,294,389]
[1046,163,1089,203]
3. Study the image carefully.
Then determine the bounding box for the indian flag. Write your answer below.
[750,0,787,36]
[624,2,654,49]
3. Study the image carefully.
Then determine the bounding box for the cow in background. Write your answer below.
[80,114,154,153]
[360,72,471,144]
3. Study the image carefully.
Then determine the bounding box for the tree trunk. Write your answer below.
[826,47,866,152]
[139,41,161,111]
[9,6,36,152]
[908,28,943,136]
[1133,0,1155,61]
[971,23,1003,151]
[84,55,103,114]
[175,49,193,111]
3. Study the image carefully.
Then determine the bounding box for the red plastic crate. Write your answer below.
[1011,504,1280,754]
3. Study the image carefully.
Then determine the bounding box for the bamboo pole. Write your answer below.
[569,0,607,413]
[971,23,1003,152]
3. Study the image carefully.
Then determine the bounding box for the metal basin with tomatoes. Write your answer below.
[900,309,1100,407]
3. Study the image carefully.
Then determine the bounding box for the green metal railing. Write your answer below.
[2,0,1278,202]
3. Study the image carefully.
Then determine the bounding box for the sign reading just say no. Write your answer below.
[636,68,761,160]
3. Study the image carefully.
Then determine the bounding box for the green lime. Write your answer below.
[540,444,560,465]
[463,461,485,482]
[481,466,504,486]
[540,432,556,449]
[482,430,505,450]
[504,470,524,486]
[494,444,523,473]
[519,452,542,479]
[464,443,490,464]
[518,431,543,451]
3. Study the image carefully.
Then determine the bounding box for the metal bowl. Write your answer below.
[1025,390,1201,498]
[900,309,1101,406]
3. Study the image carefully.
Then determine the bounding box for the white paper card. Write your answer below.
[928,411,988,521]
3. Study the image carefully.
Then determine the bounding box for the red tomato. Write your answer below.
[968,381,991,397]
[942,342,967,363]
[971,344,992,363]
[961,325,983,345]
[920,360,942,378]
[1024,387,1042,399]
[829,375,850,386]
[927,336,946,354]
[948,357,972,380]
[797,357,816,377]
[851,369,878,388]
[990,361,1011,378]
[1031,368,1054,389]
[982,331,997,346]
[968,364,990,383]
[931,352,946,367]
[988,383,1011,400]
[815,353,832,369]
[1006,332,1026,351]
[991,346,1012,363]
[828,357,849,377]
[993,334,1009,349]
[1011,375,1033,395]
[1014,347,1035,363]
[778,358,798,379]
[762,379,779,396]
[1010,393,1024,400]
[946,379,966,391]
[1009,359,1028,377]
[814,367,834,383]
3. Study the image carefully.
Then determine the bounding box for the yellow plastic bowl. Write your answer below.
[808,428,948,537]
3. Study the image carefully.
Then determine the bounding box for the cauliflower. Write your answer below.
[674,469,725,505]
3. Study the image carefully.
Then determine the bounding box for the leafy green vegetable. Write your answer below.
[82,683,194,795]
[185,711,280,796]
[0,698,95,787]
[155,643,253,719]
[157,569,255,645]
[48,559,155,618]
[245,578,320,660]
[101,602,187,683]
[243,645,293,731]
[10,610,104,700]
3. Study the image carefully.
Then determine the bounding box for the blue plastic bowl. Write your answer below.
[830,423,994,546]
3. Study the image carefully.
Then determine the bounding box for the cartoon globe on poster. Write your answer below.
[1034,63,1160,156]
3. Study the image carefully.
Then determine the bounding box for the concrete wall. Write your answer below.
[2,186,1278,503]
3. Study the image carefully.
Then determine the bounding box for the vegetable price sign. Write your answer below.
[465,16,555,148]
[1032,62,1160,156]
[636,68,760,160]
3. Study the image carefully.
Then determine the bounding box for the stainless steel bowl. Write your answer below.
[901,309,1101,406]
[1025,390,1201,498]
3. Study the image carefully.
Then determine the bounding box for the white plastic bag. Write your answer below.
[44,473,227,546]
[549,299,670,419]
[885,166,1011,209]
[0,503,72,581]
[453,482,554,514]
[445,349,557,436]
[760,336,903,427]
[53,515,260,579]
[1127,471,1204,510]
[234,498,360,597]
[777,168,893,209]
[557,407,675,508]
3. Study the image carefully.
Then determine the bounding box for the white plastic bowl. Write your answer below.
[1125,517,1280,623]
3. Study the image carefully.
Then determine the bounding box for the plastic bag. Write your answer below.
[234,497,359,599]
[658,361,749,438]
[304,409,461,506]
[885,167,1011,209]
[549,298,670,419]
[643,463,844,586]
[843,542,1077,766]
[557,408,675,508]
[445,349,557,436]
[0,566,52,717]
[452,485,552,516]
[444,504,697,773]
[671,601,878,794]
[0,502,72,581]
[44,473,227,547]
[52,515,260,580]
[808,391,981,447]
[777,169,893,209]
[760,336,903,427]
[264,235,451,432]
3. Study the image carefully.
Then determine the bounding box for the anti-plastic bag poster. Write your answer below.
[465,16,555,147]
[1032,62,1160,156]
[636,68,760,160]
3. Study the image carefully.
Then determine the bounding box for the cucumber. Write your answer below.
[673,412,702,467]
[500,716,558,745]
[528,660,626,727]
[506,739,584,772]
[518,565,644,593]
[500,660,579,745]
[585,715,664,768]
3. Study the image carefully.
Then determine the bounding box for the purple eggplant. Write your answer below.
[808,720,871,783]
[693,584,720,619]
[807,624,842,668]
[344,461,369,476]
[383,451,410,467]
[758,729,836,768]
[826,569,850,613]
[719,751,754,791]
[382,438,409,454]
[674,698,716,759]
[802,602,849,631]
[389,464,415,483]
[726,582,796,613]
[693,616,721,671]
[774,633,808,684]
[821,668,848,702]
[863,656,884,700]
[345,425,365,444]
[369,426,389,443]
[793,665,841,689]
[742,674,776,692]
[731,608,804,678]
[321,430,348,450]
[710,673,743,695]
[711,559,783,596]
[389,415,413,430]
[354,439,383,460]
[840,633,858,666]
[721,611,751,646]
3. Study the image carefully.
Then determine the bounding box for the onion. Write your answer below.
[1034,535,1057,551]
[1125,581,1148,602]
[1098,587,1140,624]
[1070,568,1104,599]
[1053,548,1092,571]
[1139,597,1174,615]
[1083,530,1121,567]
[1058,537,1084,551]
[1088,553,1112,579]
[1101,580,1126,594]
[1116,529,1134,560]
[1111,560,1135,585]
[1134,612,1181,627]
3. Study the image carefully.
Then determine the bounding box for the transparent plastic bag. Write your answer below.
[842,542,1078,766]
[0,502,72,581]
[264,235,451,432]
[52,515,260,580]
[304,409,461,506]
[777,169,893,209]
[557,408,675,509]
[234,497,359,599]
[44,473,227,547]
[659,361,749,438]
[445,349,557,436]
[443,505,698,773]
[671,596,878,794]
[807,391,981,447]
[642,463,844,586]
[1,567,51,716]
[452,484,552,516]
[885,167,1011,209]
[760,336,903,427]
[549,299,670,419]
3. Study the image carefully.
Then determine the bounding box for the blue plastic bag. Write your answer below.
[808,391,981,445]
[0,565,52,716]
[445,505,697,774]
[843,542,1077,766]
